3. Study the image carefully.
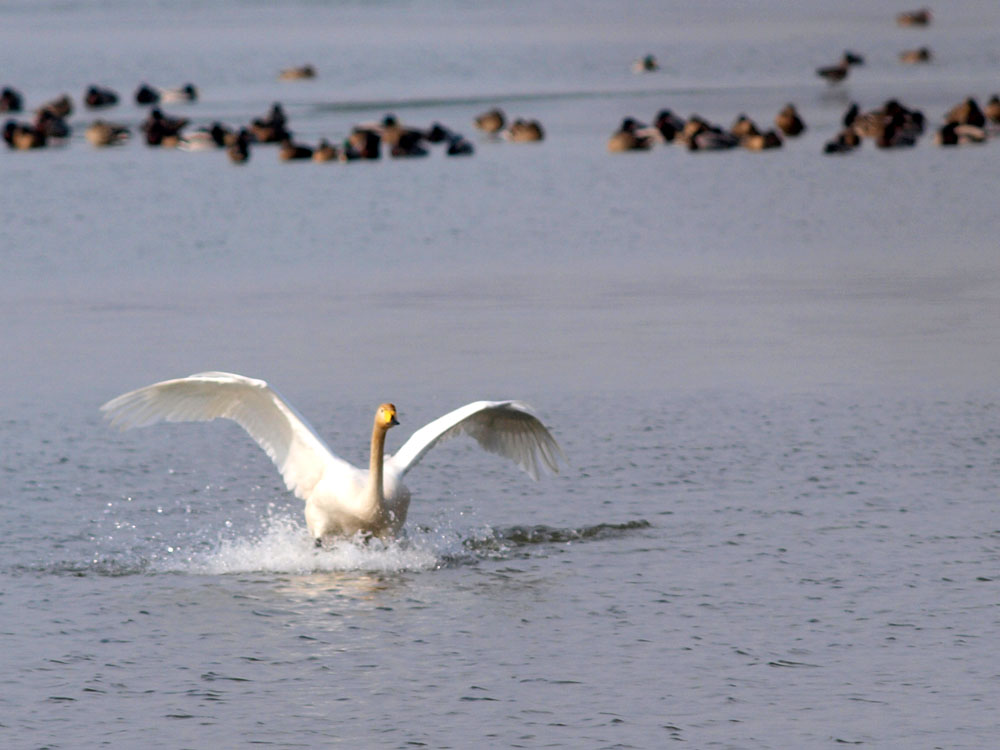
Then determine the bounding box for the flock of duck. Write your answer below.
[0,73,549,164]
[606,104,805,153]
[0,79,493,163]
[4,8,999,162]
[811,7,1000,153]
[611,7,1000,155]
[605,93,1000,156]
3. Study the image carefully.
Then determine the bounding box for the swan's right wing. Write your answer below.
[100,372,353,501]
[387,400,564,481]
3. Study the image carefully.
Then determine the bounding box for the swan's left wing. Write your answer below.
[100,371,354,502]
[387,401,563,480]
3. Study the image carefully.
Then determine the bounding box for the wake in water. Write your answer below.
[19,514,651,578]
[161,516,651,576]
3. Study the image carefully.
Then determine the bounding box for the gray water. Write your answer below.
[3,1,1000,748]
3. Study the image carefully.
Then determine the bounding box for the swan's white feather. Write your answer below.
[387,400,563,480]
[100,371,354,502]
[101,372,563,539]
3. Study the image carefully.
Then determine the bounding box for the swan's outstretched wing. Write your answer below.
[100,372,354,501]
[387,401,563,480]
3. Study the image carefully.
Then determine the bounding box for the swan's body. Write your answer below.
[101,372,563,541]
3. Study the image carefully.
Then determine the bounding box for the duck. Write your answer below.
[607,117,653,152]
[688,128,739,151]
[935,122,986,146]
[3,119,46,149]
[279,64,316,80]
[774,103,806,136]
[631,54,659,73]
[379,113,427,149]
[249,102,290,143]
[503,118,544,142]
[897,8,931,26]
[85,120,130,147]
[160,83,198,103]
[339,140,361,161]
[875,116,919,149]
[983,95,1000,124]
[676,116,738,151]
[142,108,188,146]
[846,100,923,141]
[390,129,429,158]
[227,129,251,164]
[249,120,290,144]
[178,122,232,151]
[741,130,782,151]
[278,136,313,161]
[100,372,563,542]
[848,113,888,142]
[676,115,710,146]
[424,122,452,144]
[474,107,505,135]
[84,85,119,109]
[652,109,685,143]
[134,83,160,105]
[841,102,860,128]
[823,128,861,154]
[1,86,24,112]
[883,99,924,134]
[899,47,932,64]
[816,51,862,85]
[312,138,340,162]
[214,123,236,146]
[816,58,850,85]
[445,133,475,156]
[347,127,381,159]
[33,109,70,139]
[416,121,471,154]
[729,114,760,139]
[38,94,72,119]
[945,97,985,128]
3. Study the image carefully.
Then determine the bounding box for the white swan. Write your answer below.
[101,372,563,542]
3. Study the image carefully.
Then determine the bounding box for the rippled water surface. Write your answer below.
[3,1,1000,748]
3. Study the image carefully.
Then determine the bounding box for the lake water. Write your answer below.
[3,1,1000,748]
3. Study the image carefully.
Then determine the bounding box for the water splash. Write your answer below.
[17,516,651,578]
[158,516,445,575]
[157,518,651,575]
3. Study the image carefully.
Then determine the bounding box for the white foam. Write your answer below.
[156,515,454,575]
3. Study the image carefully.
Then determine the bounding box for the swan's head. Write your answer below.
[376,403,399,429]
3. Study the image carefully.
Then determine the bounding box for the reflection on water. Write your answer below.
[274,570,408,601]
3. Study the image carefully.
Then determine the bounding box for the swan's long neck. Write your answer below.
[368,419,388,504]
